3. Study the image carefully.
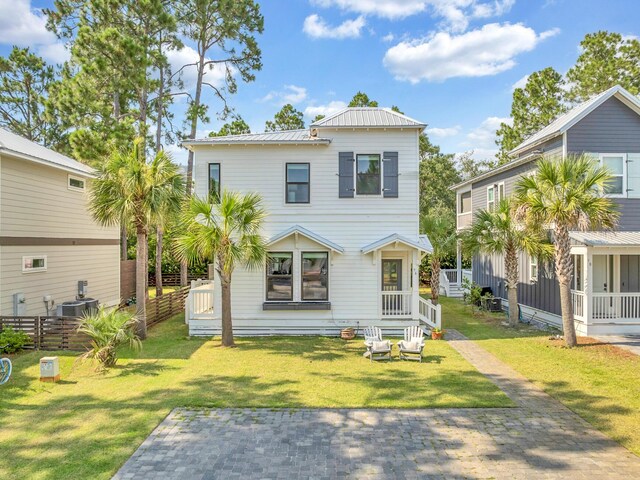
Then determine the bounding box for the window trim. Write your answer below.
[599,153,627,198]
[22,255,47,273]
[208,163,221,201]
[265,251,293,302]
[301,251,329,301]
[355,153,383,196]
[530,256,538,282]
[285,163,310,204]
[68,175,86,192]
[497,182,505,202]
[458,190,472,215]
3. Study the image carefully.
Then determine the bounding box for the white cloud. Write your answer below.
[426,125,461,137]
[383,23,560,83]
[458,115,511,158]
[382,33,395,42]
[312,0,515,31]
[166,46,229,91]
[512,74,529,91]
[304,100,348,118]
[0,0,69,63]
[303,14,366,39]
[260,85,308,105]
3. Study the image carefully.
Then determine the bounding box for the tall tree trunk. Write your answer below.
[220,273,235,347]
[554,225,577,347]
[505,244,519,326]
[135,225,148,340]
[155,226,163,298]
[120,225,128,261]
[430,257,440,305]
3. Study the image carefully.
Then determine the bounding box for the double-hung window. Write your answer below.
[530,256,538,281]
[266,253,293,301]
[302,252,328,301]
[356,154,381,195]
[487,185,495,211]
[208,163,221,201]
[600,154,626,196]
[286,163,310,203]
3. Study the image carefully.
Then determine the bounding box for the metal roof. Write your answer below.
[0,128,94,176]
[361,233,433,254]
[268,225,344,253]
[183,129,331,147]
[311,107,426,129]
[510,85,640,156]
[570,231,640,247]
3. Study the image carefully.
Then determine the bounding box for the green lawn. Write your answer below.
[0,315,510,480]
[147,286,179,298]
[440,296,640,456]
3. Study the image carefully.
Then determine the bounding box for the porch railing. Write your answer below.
[457,212,472,230]
[185,280,214,322]
[418,297,441,329]
[592,292,640,323]
[381,291,412,317]
[441,269,472,286]
[571,290,585,321]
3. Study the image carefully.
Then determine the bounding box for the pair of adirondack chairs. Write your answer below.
[363,325,426,362]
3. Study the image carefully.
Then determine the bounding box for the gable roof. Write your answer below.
[361,233,433,254]
[570,231,640,247]
[310,107,426,129]
[183,129,331,147]
[0,128,94,176]
[268,225,344,253]
[510,85,640,156]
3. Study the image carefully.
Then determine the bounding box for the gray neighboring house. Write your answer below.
[452,85,640,336]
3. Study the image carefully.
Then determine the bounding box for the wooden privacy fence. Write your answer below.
[145,286,190,327]
[148,273,201,287]
[0,316,88,351]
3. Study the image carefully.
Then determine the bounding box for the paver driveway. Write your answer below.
[113,330,640,479]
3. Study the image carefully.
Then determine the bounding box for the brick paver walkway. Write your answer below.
[113,330,640,479]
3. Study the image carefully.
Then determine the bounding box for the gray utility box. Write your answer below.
[61,301,85,317]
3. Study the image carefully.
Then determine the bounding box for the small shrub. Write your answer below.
[77,306,141,371]
[462,278,482,308]
[0,327,31,353]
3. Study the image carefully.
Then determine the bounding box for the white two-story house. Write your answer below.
[183,108,438,336]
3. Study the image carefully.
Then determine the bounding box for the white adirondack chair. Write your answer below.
[397,325,425,362]
[363,326,392,362]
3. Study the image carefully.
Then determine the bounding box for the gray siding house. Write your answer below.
[453,85,640,336]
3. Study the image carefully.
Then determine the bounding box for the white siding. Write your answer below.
[0,244,120,315]
[190,128,421,332]
[0,155,118,239]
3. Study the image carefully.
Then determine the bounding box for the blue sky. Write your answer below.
[1,0,639,164]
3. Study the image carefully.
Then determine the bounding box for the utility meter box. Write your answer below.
[40,357,60,383]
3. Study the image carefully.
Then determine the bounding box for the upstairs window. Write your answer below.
[600,154,625,196]
[68,175,85,192]
[286,163,310,204]
[356,154,381,195]
[208,163,220,201]
[530,256,538,281]
[487,185,495,211]
[266,252,293,301]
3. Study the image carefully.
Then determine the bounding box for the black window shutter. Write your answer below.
[383,151,399,198]
[338,152,355,198]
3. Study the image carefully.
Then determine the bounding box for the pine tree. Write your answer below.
[264,104,305,131]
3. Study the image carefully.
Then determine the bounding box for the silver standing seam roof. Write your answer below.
[570,231,640,247]
[268,225,344,253]
[311,107,426,128]
[361,233,433,254]
[182,129,332,147]
[0,127,94,176]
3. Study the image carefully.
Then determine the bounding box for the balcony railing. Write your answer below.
[457,212,472,229]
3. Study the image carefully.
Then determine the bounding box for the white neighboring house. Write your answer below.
[183,107,439,336]
[0,128,120,317]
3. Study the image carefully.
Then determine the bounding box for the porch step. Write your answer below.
[444,286,464,298]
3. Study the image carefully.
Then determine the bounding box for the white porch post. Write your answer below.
[376,249,382,318]
[584,249,593,325]
[412,250,420,319]
[456,240,462,286]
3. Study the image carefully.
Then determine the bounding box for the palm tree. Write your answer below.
[90,140,184,339]
[421,209,457,305]
[461,198,552,326]
[513,154,619,347]
[175,191,267,347]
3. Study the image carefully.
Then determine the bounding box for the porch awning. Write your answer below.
[570,231,640,247]
[361,233,433,254]
[268,225,344,253]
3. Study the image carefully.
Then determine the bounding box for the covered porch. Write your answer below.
[570,231,640,335]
